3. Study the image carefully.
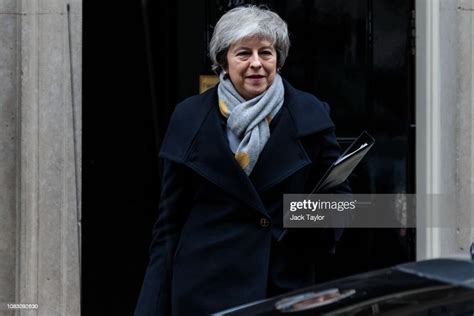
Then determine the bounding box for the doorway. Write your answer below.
[83,1,416,314]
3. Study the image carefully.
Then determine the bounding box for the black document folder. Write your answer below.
[311,131,375,193]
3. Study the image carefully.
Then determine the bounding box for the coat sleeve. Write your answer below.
[314,127,351,237]
[303,100,351,195]
[302,104,352,251]
[134,159,193,316]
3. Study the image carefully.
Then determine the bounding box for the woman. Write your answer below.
[135,5,350,316]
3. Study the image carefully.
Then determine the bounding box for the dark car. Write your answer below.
[214,259,474,315]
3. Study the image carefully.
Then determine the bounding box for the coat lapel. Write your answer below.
[184,95,268,216]
[249,80,336,192]
[161,80,335,217]
[249,106,311,192]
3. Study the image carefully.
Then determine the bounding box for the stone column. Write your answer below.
[0,0,21,313]
[416,0,474,259]
[0,0,81,315]
[454,0,474,257]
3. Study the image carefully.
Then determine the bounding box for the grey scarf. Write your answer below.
[217,72,284,175]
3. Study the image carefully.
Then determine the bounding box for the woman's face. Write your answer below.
[225,37,277,100]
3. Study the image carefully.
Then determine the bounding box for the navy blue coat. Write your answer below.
[134,80,350,316]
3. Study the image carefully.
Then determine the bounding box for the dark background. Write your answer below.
[83,1,159,314]
[83,0,415,314]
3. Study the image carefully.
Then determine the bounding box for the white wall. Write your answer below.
[416,0,474,260]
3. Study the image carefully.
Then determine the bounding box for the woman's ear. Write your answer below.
[222,69,230,79]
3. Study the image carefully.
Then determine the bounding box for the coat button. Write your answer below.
[260,218,270,227]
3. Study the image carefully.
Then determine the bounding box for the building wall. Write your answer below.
[454,0,474,258]
[0,0,20,311]
[416,0,474,259]
[0,0,81,315]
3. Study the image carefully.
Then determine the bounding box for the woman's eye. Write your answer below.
[237,51,250,56]
[261,51,273,55]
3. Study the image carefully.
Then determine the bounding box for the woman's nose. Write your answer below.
[249,52,262,68]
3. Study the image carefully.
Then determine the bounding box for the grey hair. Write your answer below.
[209,5,290,74]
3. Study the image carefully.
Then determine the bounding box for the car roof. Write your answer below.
[396,258,474,289]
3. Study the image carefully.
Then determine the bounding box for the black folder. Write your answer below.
[311,131,375,193]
